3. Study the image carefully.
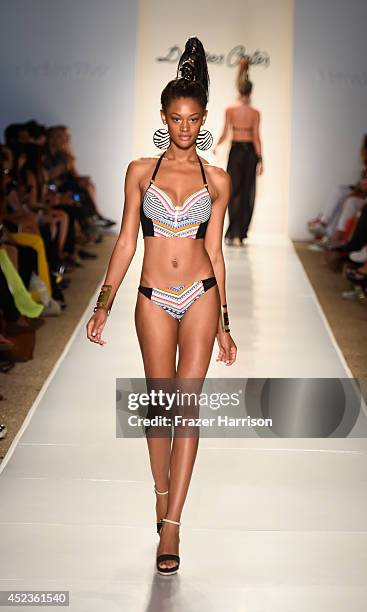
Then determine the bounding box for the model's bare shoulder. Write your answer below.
[125,156,160,181]
[204,163,230,183]
[202,163,230,198]
[126,156,159,171]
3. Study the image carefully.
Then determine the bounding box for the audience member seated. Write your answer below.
[305,134,367,302]
[0,118,117,378]
[307,134,367,248]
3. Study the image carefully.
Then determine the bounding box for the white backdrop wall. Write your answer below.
[289,0,367,239]
[0,0,137,223]
[134,0,294,237]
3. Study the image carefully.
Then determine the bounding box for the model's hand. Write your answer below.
[216,330,237,365]
[86,310,108,346]
[256,161,263,176]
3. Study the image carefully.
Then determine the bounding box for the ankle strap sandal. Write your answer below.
[154,485,168,535]
[156,518,181,576]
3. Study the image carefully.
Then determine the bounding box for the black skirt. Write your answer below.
[224,141,258,241]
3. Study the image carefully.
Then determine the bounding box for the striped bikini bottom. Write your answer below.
[138,276,217,321]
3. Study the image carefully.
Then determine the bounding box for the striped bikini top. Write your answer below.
[140,152,212,239]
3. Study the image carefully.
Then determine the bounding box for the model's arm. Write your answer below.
[86,160,142,344]
[252,110,263,175]
[213,108,231,153]
[204,167,231,331]
[252,110,262,158]
[204,167,237,365]
[99,160,142,311]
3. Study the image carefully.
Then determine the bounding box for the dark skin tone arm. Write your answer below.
[85,159,143,345]
[203,167,236,365]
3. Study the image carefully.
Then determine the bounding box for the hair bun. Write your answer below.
[176,37,209,97]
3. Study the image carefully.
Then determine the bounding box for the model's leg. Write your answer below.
[157,282,220,570]
[134,291,178,525]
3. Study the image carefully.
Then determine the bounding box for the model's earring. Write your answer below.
[196,129,213,150]
[153,128,170,149]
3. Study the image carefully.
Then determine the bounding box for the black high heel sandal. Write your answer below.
[154,485,168,535]
[156,518,181,576]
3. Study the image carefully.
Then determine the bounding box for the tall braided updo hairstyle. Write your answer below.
[237,57,253,97]
[161,37,210,112]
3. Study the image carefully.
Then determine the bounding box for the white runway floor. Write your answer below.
[1,232,367,611]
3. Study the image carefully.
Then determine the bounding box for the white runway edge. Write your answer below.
[1,232,366,612]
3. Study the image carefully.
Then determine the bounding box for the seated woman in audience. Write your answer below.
[58,125,116,228]
[0,144,53,297]
[19,142,72,265]
[308,134,367,245]
[43,127,104,245]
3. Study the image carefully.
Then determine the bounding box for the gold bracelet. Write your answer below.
[93,284,112,315]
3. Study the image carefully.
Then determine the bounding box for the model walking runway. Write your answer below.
[214,57,263,246]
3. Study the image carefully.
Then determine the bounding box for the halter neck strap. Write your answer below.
[150,152,208,188]
[197,155,208,188]
[150,153,165,183]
